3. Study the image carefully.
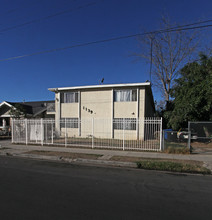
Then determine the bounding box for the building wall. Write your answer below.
[55,93,60,136]
[81,89,112,118]
[61,128,79,137]
[114,130,137,140]
[145,89,155,117]
[80,89,112,138]
[114,102,137,118]
[139,88,145,118]
[61,103,79,118]
[138,88,145,140]
[54,86,154,140]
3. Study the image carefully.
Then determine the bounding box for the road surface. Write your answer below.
[0,156,212,220]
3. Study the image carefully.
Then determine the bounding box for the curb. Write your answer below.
[0,150,212,174]
[0,152,137,169]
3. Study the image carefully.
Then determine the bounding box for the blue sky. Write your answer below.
[0,0,212,103]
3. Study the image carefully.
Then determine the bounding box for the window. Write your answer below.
[61,118,79,128]
[113,118,136,130]
[114,90,137,102]
[47,103,55,112]
[61,92,78,103]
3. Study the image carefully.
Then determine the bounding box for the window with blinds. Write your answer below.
[114,90,137,102]
[61,92,79,103]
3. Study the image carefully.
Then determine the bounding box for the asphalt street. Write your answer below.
[0,156,212,220]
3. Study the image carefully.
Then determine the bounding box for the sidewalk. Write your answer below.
[1,140,212,172]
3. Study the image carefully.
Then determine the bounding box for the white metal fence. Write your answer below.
[12,118,162,151]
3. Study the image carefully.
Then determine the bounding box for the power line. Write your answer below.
[0,0,211,35]
[0,2,96,33]
[1,22,212,62]
[1,10,211,35]
[0,0,44,18]
[0,0,77,27]
[158,18,212,31]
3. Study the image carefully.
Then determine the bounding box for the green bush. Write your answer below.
[136,160,211,174]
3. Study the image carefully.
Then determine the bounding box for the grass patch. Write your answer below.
[26,150,103,160]
[111,156,211,175]
[163,146,190,154]
[136,160,211,175]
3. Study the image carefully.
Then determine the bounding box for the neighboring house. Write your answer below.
[0,100,55,131]
[48,82,155,140]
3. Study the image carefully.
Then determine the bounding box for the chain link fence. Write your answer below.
[188,121,212,154]
[162,130,190,151]
[162,121,212,153]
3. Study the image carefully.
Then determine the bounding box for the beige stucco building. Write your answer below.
[48,82,155,140]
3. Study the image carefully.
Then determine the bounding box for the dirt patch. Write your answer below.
[191,141,212,153]
[26,150,103,160]
[110,155,203,166]
[191,142,212,148]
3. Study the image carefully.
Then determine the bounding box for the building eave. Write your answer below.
[0,101,13,108]
[48,82,151,92]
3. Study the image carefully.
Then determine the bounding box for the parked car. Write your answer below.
[177,128,198,140]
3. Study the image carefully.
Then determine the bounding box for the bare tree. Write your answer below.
[134,16,199,103]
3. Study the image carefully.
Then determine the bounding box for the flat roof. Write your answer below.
[48,82,151,92]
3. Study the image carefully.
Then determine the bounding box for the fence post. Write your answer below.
[162,130,164,151]
[92,118,94,149]
[136,118,139,140]
[188,121,191,152]
[11,119,14,143]
[123,119,125,151]
[25,119,28,145]
[41,118,43,146]
[65,118,67,147]
[45,120,47,143]
[78,118,81,137]
[188,131,191,152]
[51,120,54,144]
[159,117,163,151]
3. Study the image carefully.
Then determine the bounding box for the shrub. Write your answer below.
[136,160,211,174]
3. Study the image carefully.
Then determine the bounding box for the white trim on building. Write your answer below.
[48,82,151,92]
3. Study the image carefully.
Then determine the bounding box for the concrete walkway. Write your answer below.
[1,140,212,171]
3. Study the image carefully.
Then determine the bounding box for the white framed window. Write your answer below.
[61,92,78,103]
[114,89,137,102]
[61,118,79,128]
[113,118,136,130]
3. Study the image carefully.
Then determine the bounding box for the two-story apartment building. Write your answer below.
[49,82,155,140]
